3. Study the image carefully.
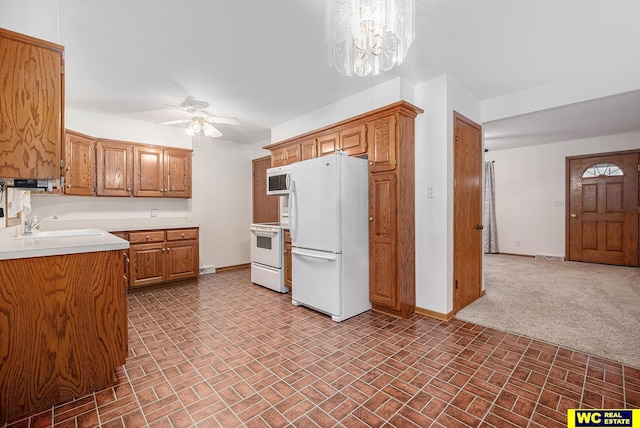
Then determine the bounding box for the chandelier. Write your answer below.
[325,0,415,77]
[185,116,221,137]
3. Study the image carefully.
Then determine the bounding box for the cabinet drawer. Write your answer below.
[129,230,165,243]
[111,231,129,240]
[166,228,198,241]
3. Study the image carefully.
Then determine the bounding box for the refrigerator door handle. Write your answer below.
[292,248,337,261]
[288,179,296,241]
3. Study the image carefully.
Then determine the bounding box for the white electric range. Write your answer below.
[249,222,289,293]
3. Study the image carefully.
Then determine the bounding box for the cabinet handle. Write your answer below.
[181,233,185,238]
[369,161,373,166]
[65,167,70,172]
[127,187,131,191]
[369,217,374,222]
[146,235,150,240]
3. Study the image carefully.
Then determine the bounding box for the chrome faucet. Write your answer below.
[24,215,58,235]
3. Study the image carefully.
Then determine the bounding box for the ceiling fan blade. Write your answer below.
[157,119,190,125]
[207,116,240,125]
[203,124,223,138]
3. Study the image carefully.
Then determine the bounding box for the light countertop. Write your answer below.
[0,229,129,261]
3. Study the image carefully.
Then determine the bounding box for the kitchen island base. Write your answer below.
[0,250,127,423]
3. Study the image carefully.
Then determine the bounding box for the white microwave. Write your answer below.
[266,165,292,195]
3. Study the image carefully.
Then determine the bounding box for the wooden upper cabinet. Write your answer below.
[270,144,300,166]
[133,146,192,198]
[301,138,317,161]
[271,147,288,167]
[285,144,301,164]
[64,131,95,196]
[318,132,339,157]
[368,114,397,172]
[96,139,133,197]
[164,148,192,198]
[339,123,368,156]
[0,28,64,180]
[133,146,164,197]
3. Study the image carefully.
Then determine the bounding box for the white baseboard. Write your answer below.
[535,254,564,262]
[199,266,216,275]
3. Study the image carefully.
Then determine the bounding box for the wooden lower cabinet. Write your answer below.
[0,250,127,423]
[284,230,292,289]
[124,227,199,289]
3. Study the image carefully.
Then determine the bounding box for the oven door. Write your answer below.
[249,225,282,268]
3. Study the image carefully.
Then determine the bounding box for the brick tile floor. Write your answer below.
[4,269,639,427]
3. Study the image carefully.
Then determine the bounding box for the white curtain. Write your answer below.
[483,161,498,253]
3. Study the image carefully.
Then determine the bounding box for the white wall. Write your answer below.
[485,130,640,257]
[191,138,269,270]
[413,74,482,315]
[0,0,59,43]
[271,77,414,143]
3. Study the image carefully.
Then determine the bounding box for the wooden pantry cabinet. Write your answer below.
[264,101,422,318]
[126,227,199,289]
[0,28,64,180]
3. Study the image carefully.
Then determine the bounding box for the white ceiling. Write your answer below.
[51,0,640,146]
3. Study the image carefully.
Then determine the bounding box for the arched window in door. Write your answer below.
[582,163,624,178]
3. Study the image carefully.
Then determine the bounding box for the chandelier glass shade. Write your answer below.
[185,117,221,137]
[325,0,415,77]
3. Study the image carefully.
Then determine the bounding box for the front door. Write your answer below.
[453,112,483,313]
[567,152,639,266]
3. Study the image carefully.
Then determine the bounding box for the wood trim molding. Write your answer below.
[215,263,251,272]
[415,306,455,321]
[264,101,423,151]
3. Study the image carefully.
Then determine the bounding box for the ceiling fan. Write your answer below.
[158,99,240,138]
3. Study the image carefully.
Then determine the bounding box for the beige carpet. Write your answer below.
[455,254,640,368]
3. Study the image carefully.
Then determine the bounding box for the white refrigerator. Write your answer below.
[289,152,370,322]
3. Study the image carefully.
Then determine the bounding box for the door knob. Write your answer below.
[475,224,484,230]
[571,213,577,218]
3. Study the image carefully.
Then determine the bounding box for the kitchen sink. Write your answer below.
[14,229,104,239]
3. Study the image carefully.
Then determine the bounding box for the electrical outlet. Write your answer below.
[151,209,158,218]
[427,186,434,198]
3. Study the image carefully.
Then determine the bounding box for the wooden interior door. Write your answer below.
[567,152,639,266]
[252,156,279,223]
[453,112,483,313]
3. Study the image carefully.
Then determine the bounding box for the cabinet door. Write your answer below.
[130,242,166,287]
[285,144,301,165]
[301,139,317,161]
[317,132,339,157]
[166,240,199,281]
[164,148,192,198]
[96,140,133,196]
[369,115,397,173]
[133,146,164,197]
[64,131,95,196]
[369,171,398,308]
[339,123,367,156]
[0,29,63,180]
[271,147,288,167]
